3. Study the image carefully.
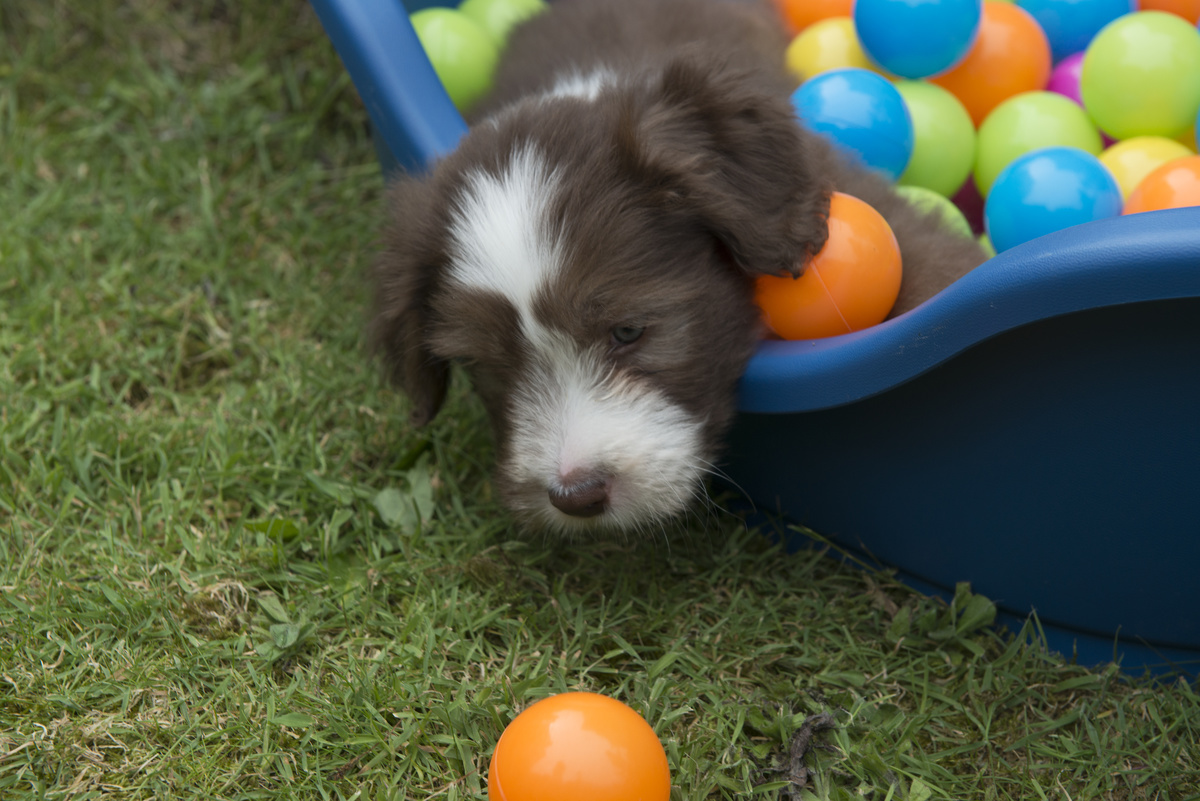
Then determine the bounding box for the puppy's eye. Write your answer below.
[611,324,645,346]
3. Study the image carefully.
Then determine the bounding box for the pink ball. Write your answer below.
[1046,52,1085,105]
[1047,52,1116,145]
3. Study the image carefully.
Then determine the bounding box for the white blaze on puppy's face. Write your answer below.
[543,68,617,102]
[446,145,564,332]
[445,145,707,532]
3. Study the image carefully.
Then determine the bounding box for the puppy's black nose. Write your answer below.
[549,472,610,518]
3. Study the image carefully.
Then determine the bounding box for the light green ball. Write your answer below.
[974,91,1103,197]
[411,8,499,112]
[895,80,977,198]
[459,0,549,47]
[978,233,996,259]
[1080,11,1200,141]
[895,185,974,240]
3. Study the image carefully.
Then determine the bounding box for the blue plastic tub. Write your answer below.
[310,0,1200,671]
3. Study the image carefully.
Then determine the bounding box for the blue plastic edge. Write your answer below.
[740,207,1200,414]
[309,0,467,173]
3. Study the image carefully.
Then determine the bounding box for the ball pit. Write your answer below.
[930,1,1051,126]
[854,0,982,78]
[1099,136,1195,198]
[488,693,670,801]
[1124,154,1200,213]
[755,192,903,339]
[1080,11,1200,140]
[985,146,1124,252]
[313,0,1200,672]
[1016,0,1134,62]
[894,81,976,196]
[974,91,1103,196]
[790,68,914,180]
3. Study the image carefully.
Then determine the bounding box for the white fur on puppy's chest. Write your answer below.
[445,145,706,531]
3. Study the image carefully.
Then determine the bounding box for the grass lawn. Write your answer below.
[2,1,1199,798]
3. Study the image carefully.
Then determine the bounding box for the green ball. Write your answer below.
[974,91,1103,197]
[978,233,996,259]
[411,8,499,112]
[895,80,977,198]
[1080,11,1200,141]
[459,0,548,47]
[895,185,974,240]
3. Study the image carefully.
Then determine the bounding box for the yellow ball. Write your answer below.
[785,17,878,82]
[1098,136,1195,199]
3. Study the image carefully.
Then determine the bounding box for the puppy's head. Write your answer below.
[372,58,830,535]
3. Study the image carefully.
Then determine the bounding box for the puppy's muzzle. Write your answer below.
[548,470,612,518]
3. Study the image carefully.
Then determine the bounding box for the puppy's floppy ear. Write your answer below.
[370,176,450,427]
[618,55,832,278]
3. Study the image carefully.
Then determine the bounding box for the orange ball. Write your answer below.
[1124,155,1200,214]
[755,192,902,340]
[488,693,670,801]
[1139,0,1200,24]
[931,2,1052,127]
[772,0,854,34]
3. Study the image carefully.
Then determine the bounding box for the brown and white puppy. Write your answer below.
[372,0,987,535]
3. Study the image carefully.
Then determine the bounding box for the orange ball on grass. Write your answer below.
[488,693,671,801]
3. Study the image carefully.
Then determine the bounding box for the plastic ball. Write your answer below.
[895,81,977,196]
[1138,0,1200,24]
[410,8,500,112]
[791,68,914,180]
[985,146,1123,252]
[773,0,855,33]
[1046,51,1086,105]
[951,177,987,233]
[458,0,548,46]
[1098,136,1195,197]
[978,232,997,258]
[756,192,903,339]
[1080,11,1200,139]
[1016,0,1135,62]
[974,91,1103,196]
[1124,154,1200,212]
[854,0,983,78]
[488,693,670,801]
[785,17,879,80]
[896,185,976,238]
[930,2,1052,126]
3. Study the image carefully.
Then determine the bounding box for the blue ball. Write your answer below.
[854,0,982,79]
[790,68,914,181]
[1015,0,1135,63]
[985,146,1123,253]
